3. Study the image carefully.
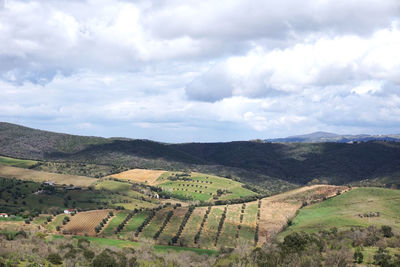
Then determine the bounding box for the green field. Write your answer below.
[47,214,69,231]
[158,207,188,244]
[121,211,150,236]
[0,156,38,168]
[157,172,256,202]
[102,211,129,236]
[279,187,400,238]
[52,235,218,255]
[238,202,257,243]
[95,180,132,192]
[140,209,171,239]
[218,205,240,247]
[179,207,207,246]
[198,206,224,247]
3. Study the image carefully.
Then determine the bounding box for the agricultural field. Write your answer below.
[63,209,111,236]
[218,205,241,247]
[157,207,188,244]
[197,206,224,248]
[179,206,208,247]
[121,211,150,236]
[139,208,172,240]
[0,165,97,187]
[46,214,69,232]
[238,202,258,243]
[279,187,400,237]
[156,172,256,202]
[0,156,38,168]
[102,211,129,236]
[108,169,166,185]
[257,185,348,244]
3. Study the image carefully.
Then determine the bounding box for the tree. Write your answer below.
[47,253,62,265]
[353,247,363,264]
[381,225,394,238]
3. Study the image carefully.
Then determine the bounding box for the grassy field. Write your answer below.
[0,165,97,187]
[47,214,69,232]
[179,207,207,247]
[140,208,171,239]
[279,187,400,239]
[102,211,129,236]
[157,172,256,202]
[158,207,188,244]
[238,202,257,243]
[218,205,241,247]
[53,235,218,255]
[198,206,224,248]
[0,156,38,168]
[121,211,150,236]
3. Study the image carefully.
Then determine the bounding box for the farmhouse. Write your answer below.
[0,213,8,218]
[64,209,75,214]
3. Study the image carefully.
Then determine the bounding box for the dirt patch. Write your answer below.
[108,169,166,185]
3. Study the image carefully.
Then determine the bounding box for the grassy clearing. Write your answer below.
[157,172,256,202]
[0,156,38,168]
[279,187,400,239]
[0,165,97,187]
[95,180,132,192]
[102,211,129,236]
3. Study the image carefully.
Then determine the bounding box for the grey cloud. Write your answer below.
[185,66,233,102]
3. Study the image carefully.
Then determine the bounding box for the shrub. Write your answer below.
[47,253,62,265]
[381,225,394,238]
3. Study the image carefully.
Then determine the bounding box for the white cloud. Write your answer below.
[0,0,400,141]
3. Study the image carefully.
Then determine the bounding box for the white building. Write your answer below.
[0,213,8,218]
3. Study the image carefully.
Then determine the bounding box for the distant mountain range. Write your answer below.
[264,131,400,143]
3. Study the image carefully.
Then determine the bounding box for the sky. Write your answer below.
[1,0,400,142]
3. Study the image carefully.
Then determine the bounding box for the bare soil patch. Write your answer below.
[108,169,166,185]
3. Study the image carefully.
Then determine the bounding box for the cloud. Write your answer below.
[0,0,400,142]
[185,23,400,102]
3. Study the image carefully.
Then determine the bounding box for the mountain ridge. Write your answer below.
[1,122,400,189]
[265,131,400,143]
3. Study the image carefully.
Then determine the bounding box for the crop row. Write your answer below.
[171,206,195,244]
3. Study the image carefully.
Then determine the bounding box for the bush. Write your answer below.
[381,225,394,238]
[47,253,62,265]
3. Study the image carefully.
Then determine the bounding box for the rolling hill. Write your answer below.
[1,122,400,190]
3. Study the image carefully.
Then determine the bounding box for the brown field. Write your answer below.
[257,185,348,245]
[108,169,166,185]
[63,210,111,236]
[0,165,97,187]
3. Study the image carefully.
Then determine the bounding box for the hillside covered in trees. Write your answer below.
[1,122,400,189]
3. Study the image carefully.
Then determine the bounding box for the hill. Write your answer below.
[1,122,400,189]
[265,131,400,143]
